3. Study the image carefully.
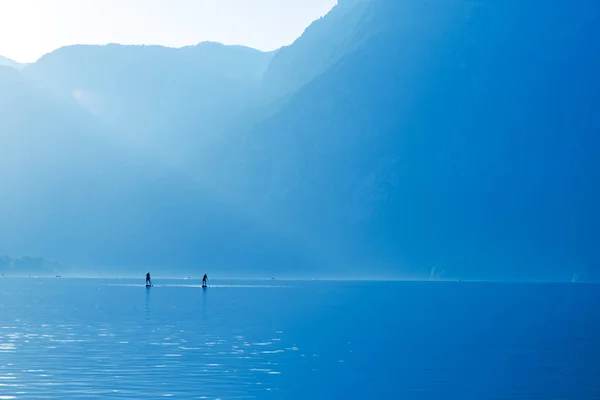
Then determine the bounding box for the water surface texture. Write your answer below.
[0,279,598,399]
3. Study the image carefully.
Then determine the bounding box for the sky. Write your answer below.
[0,0,337,63]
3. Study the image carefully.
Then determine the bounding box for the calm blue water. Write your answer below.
[0,279,598,399]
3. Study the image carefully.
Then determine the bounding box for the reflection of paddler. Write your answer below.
[202,274,208,287]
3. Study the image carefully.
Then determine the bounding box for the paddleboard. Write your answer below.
[202,285,207,288]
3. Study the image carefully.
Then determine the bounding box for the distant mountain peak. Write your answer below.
[194,41,232,48]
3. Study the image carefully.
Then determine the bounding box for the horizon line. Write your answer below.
[1,275,597,284]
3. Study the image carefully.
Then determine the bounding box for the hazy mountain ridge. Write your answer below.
[1,43,310,276]
[1,0,598,280]
[21,42,275,160]
[0,55,26,70]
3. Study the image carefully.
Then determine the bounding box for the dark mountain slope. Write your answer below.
[220,0,600,280]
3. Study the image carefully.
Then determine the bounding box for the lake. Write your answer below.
[0,279,598,399]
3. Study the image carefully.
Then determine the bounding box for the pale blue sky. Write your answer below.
[0,0,337,63]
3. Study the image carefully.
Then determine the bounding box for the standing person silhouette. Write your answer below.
[146,272,152,286]
[202,274,208,287]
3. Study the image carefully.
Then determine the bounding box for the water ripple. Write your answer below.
[1,279,596,399]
